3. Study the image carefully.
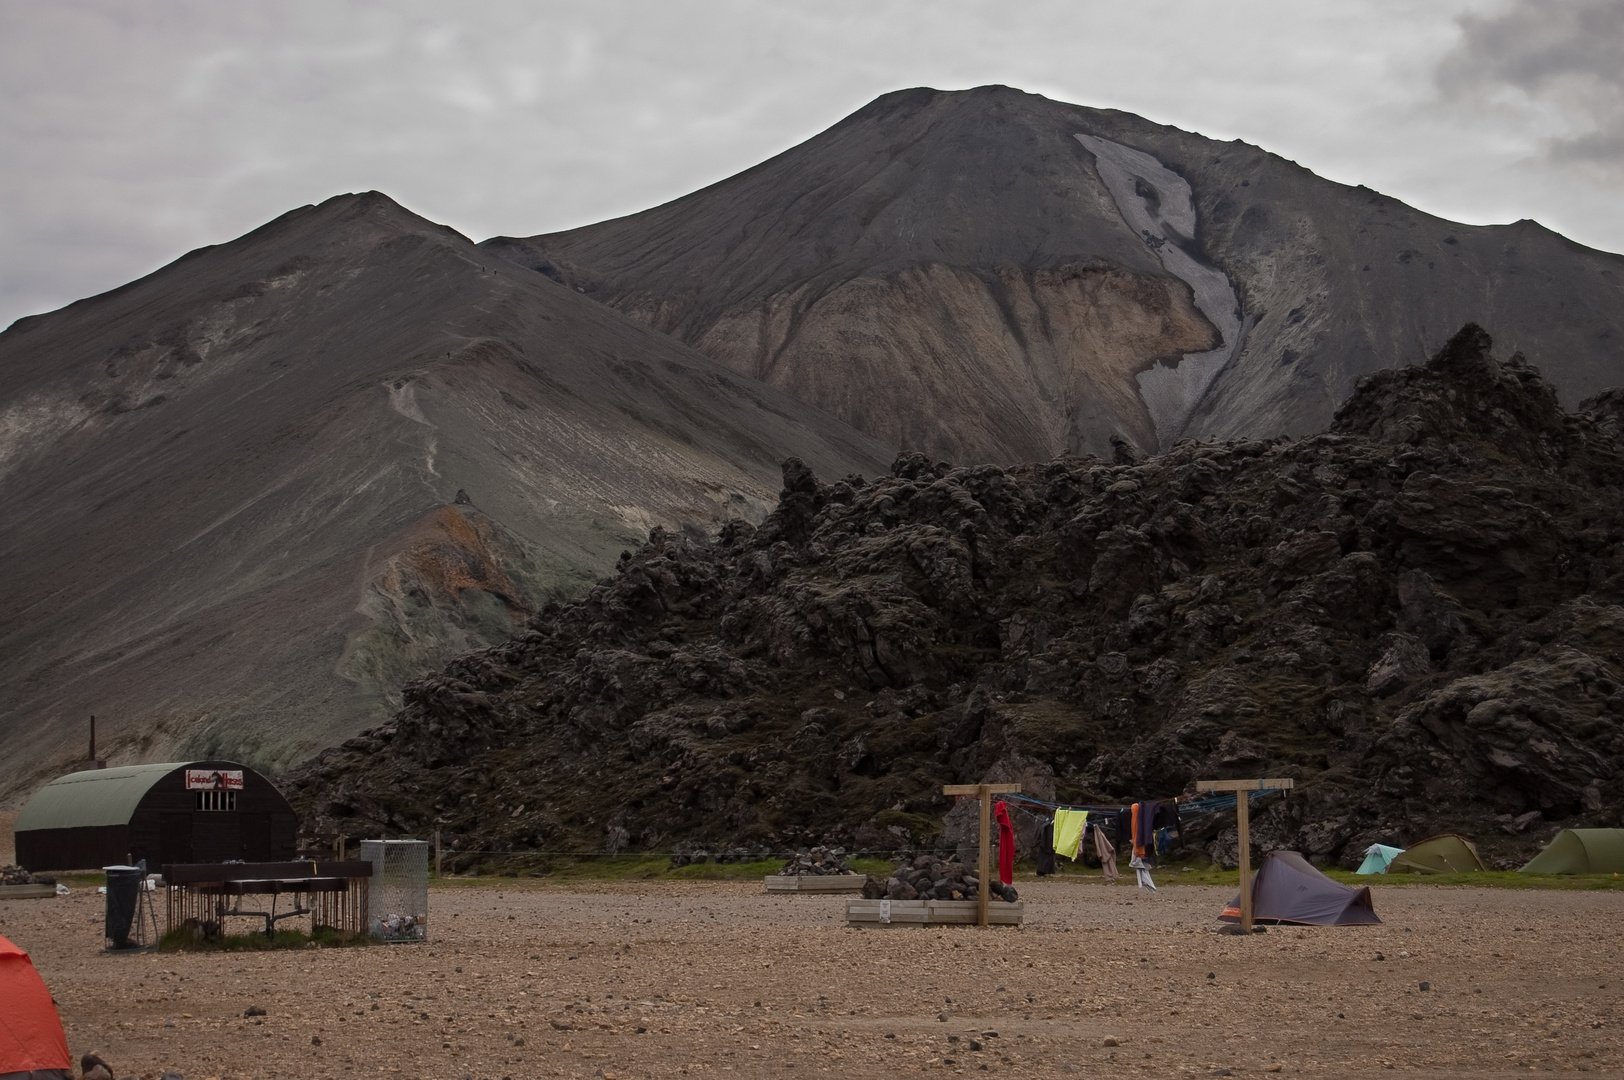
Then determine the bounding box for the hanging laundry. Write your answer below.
[1129,853,1158,891]
[1152,801,1184,847]
[1092,822,1119,882]
[1036,821,1056,877]
[994,801,1016,886]
[1052,808,1088,861]
[1114,806,1132,853]
[1134,800,1160,858]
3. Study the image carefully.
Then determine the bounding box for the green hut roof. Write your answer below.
[13,763,189,832]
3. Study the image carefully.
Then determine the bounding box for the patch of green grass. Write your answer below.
[426,853,1623,891]
[159,924,371,952]
[847,858,892,878]
[1027,859,1242,888]
[1322,868,1624,890]
[1017,858,1624,890]
[669,858,795,881]
[428,854,894,885]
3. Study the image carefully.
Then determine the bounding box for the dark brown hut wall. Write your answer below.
[15,761,297,871]
[14,824,129,873]
[134,764,296,866]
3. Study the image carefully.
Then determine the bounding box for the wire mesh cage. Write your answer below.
[361,839,429,942]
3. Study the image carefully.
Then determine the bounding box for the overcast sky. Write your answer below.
[3,0,1622,330]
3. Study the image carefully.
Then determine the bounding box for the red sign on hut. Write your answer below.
[184,769,243,791]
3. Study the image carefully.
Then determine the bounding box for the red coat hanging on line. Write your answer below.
[994,800,1016,885]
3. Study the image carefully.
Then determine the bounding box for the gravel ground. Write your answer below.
[1,877,1619,1079]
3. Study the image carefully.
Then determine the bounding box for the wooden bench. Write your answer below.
[0,883,57,901]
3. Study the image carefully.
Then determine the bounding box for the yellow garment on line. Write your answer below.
[1053,808,1088,861]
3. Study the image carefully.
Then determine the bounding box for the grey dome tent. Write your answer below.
[1220,851,1380,926]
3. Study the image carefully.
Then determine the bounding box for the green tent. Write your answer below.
[1388,834,1484,874]
[1519,829,1624,874]
[1356,843,1403,875]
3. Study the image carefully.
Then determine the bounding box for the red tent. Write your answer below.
[0,933,72,1079]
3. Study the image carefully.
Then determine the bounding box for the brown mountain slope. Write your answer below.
[0,191,890,800]
[487,85,1624,462]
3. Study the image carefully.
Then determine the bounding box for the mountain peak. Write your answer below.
[238,189,473,253]
[847,83,1038,118]
[495,86,1624,464]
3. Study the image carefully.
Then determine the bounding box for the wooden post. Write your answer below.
[1195,778,1294,935]
[977,785,990,927]
[943,783,1020,926]
[1235,792,1252,932]
[434,827,442,878]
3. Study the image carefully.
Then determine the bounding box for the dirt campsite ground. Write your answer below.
[2,869,1621,1080]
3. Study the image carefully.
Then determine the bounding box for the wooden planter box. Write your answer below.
[764,874,867,894]
[0,884,58,901]
[845,898,1024,927]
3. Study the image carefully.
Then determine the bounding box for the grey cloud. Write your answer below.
[1439,0,1624,176]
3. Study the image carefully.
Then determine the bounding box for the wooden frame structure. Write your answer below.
[0,884,57,901]
[1194,778,1295,932]
[942,782,1020,926]
[164,861,372,940]
[845,898,1024,926]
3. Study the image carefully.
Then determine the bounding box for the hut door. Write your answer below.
[241,812,272,860]
[193,814,241,862]
[161,812,193,867]
[272,813,297,860]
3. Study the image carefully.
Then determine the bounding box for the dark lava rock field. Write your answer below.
[288,325,1624,871]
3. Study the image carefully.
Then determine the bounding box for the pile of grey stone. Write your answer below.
[864,853,1017,902]
[0,864,52,886]
[775,846,853,876]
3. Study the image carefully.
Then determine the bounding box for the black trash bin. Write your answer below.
[104,864,144,949]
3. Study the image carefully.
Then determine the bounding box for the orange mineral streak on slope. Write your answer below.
[384,504,533,619]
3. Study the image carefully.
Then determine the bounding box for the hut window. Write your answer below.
[195,790,237,811]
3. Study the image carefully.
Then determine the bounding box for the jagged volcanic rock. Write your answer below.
[288,326,1624,870]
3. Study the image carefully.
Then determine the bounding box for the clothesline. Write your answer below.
[1001,790,1285,892]
[994,790,1277,818]
[998,793,1129,814]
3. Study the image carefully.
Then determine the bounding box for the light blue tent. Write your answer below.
[1356,843,1403,874]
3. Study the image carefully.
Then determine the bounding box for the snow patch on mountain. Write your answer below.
[1075,133,1245,447]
